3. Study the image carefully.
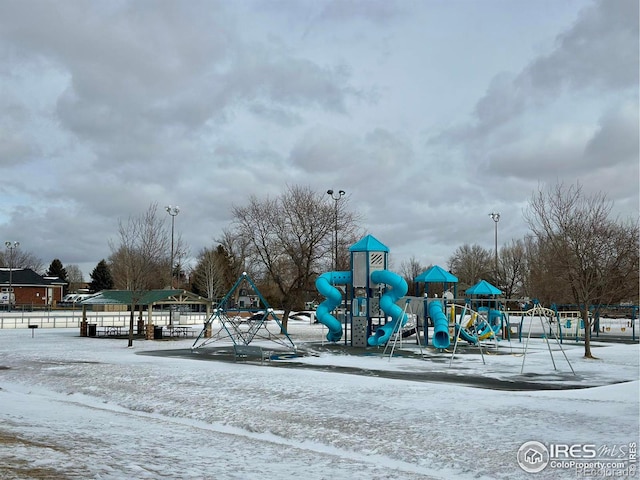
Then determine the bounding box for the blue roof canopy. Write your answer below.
[414,265,458,283]
[465,280,502,296]
[349,234,389,252]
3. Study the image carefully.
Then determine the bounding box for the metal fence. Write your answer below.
[0,310,209,329]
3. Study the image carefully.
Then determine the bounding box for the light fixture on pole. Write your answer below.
[488,212,500,280]
[326,190,345,271]
[165,205,180,289]
[4,241,20,312]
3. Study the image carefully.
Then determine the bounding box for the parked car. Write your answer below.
[58,293,96,307]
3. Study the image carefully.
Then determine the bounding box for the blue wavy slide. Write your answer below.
[454,323,478,344]
[367,270,409,346]
[315,271,352,342]
[428,300,451,349]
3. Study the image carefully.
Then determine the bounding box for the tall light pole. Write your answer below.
[326,190,345,271]
[489,212,500,282]
[4,241,19,312]
[165,205,180,289]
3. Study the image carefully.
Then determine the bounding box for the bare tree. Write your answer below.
[217,228,254,283]
[524,182,639,358]
[65,264,85,292]
[169,233,190,289]
[447,244,492,291]
[193,245,229,301]
[400,256,426,296]
[524,236,572,305]
[231,185,361,331]
[109,203,170,346]
[210,229,258,307]
[0,248,44,274]
[498,239,528,299]
[310,187,362,272]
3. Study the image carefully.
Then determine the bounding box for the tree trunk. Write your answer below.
[128,303,135,347]
[280,308,290,334]
[583,306,594,358]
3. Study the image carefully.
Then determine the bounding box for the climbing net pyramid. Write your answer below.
[191,272,296,351]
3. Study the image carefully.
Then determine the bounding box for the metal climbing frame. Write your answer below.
[191,272,296,352]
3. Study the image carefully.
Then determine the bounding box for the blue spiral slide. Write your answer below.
[315,271,352,342]
[367,270,409,346]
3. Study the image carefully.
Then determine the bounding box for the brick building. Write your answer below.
[0,268,67,307]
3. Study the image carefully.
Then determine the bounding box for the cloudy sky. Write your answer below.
[0,0,638,278]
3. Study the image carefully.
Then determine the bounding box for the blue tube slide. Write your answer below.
[367,270,408,346]
[315,271,352,342]
[428,300,451,349]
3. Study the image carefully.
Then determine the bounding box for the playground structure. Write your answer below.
[315,235,453,349]
[191,272,296,352]
[316,235,403,348]
[315,235,484,350]
[315,235,512,351]
[314,235,638,353]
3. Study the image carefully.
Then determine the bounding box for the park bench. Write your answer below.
[165,325,195,338]
[233,344,271,365]
[97,325,125,337]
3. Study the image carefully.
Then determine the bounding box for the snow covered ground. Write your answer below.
[0,320,638,480]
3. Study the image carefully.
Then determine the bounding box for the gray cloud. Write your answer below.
[431,0,638,226]
[523,0,639,92]
[0,130,36,165]
[584,100,639,167]
[314,0,405,25]
[482,98,638,180]
[0,0,636,277]
[448,0,638,142]
[1,0,358,171]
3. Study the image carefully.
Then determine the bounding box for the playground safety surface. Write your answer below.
[138,343,625,392]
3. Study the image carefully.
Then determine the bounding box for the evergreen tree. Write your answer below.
[47,258,68,281]
[89,259,114,292]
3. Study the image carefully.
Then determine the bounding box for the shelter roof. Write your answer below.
[81,289,209,306]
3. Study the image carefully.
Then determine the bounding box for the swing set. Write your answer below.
[520,301,575,375]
